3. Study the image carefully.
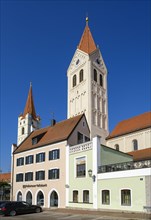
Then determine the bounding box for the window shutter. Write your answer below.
[43,171,45,180]
[17,159,19,166]
[36,171,38,180]
[36,154,39,163]
[22,158,24,165]
[43,153,45,161]
[31,155,33,163]
[57,169,59,179]
[25,173,27,181]
[57,150,60,159]
[31,172,33,180]
[25,157,28,164]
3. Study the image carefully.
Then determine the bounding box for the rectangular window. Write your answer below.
[35,171,45,180]
[25,172,33,181]
[16,173,23,182]
[49,149,60,160]
[16,157,24,166]
[77,132,83,144]
[83,190,89,203]
[121,189,131,206]
[36,153,45,163]
[76,157,86,177]
[25,155,34,164]
[102,190,110,205]
[73,190,78,203]
[84,136,90,142]
[48,169,59,179]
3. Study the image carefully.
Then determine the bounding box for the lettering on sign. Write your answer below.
[23,184,47,188]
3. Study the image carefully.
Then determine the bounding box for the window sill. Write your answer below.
[69,201,93,204]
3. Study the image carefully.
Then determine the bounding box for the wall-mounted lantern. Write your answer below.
[88,169,96,182]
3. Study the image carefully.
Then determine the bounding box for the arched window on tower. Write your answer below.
[115,144,119,151]
[22,127,25,135]
[94,69,97,82]
[79,69,84,82]
[100,74,103,87]
[73,75,77,87]
[132,139,138,151]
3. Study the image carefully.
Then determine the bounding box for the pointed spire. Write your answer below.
[78,17,97,54]
[23,83,37,120]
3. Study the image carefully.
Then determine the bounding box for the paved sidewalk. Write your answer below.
[44,208,151,220]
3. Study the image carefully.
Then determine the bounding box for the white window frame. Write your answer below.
[120,188,132,207]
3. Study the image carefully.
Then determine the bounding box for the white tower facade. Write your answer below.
[67,20,109,143]
[17,84,41,145]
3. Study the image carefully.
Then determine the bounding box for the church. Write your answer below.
[11,18,151,212]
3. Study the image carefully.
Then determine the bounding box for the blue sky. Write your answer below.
[0,0,150,173]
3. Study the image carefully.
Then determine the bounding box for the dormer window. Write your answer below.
[32,137,37,145]
[32,132,46,145]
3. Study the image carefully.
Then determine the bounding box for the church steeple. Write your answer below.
[23,83,37,120]
[78,17,97,54]
[67,19,109,143]
[17,83,41,145]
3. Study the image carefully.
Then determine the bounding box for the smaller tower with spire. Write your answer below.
[17,83,41,145]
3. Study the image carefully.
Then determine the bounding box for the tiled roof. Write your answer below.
[78,24,97,54]
[128,148,151,161]
[0,173,11,182]
[22,84,38,120]
[14,114,84,154]
[107,112,151,139]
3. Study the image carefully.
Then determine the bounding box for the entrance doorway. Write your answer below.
[26,191,32,204]
[50,191,58,207]
[17,191,22,201]
[37,191,44,206]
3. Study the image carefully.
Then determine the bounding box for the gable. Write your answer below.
[68,114,90,146]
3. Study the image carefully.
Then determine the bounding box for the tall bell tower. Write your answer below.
[67,18,109,143]
[17,83,41,145]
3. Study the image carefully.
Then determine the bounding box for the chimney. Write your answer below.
[51,119,56,126]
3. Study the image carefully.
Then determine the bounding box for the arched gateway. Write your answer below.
[26,191,32,204]
[50,191,58,207]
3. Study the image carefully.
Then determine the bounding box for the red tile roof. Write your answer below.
[128,148,151,161]
[14,114,84,153]
[78,24,97,54]
[107,112,151,139]
[0,173,11,182]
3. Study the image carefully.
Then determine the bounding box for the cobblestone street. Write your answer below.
[0,209,150,220]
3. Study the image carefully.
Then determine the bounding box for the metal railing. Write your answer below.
[98,159,151,173]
